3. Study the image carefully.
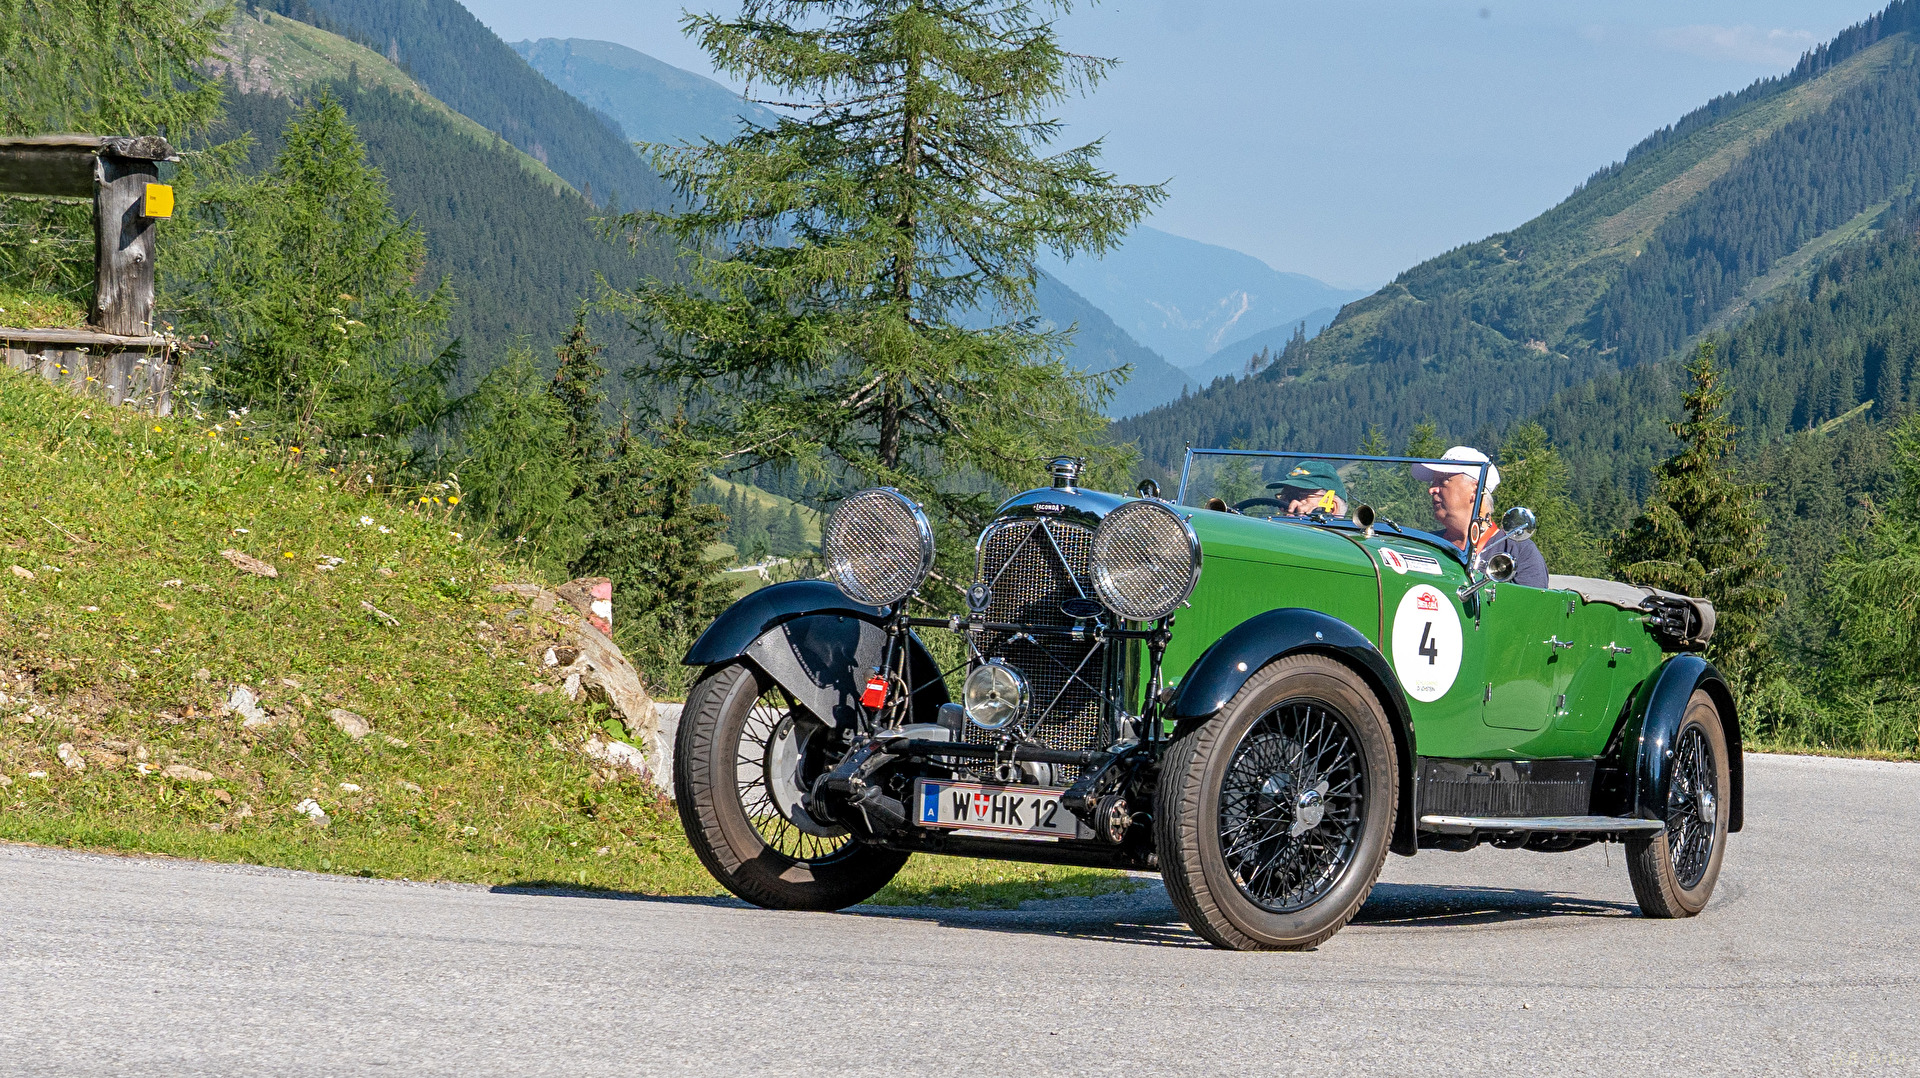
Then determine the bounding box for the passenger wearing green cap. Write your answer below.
[1269,460,1349,517]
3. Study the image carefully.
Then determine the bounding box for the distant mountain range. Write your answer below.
[1040,226,1365,370]
[512,37,781,150]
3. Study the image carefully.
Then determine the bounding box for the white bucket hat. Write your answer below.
[1410,445,1500,492]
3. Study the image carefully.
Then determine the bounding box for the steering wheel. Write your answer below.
[1232,496,1290,519]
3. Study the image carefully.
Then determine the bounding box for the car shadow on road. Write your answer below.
[484,878,1638,948]
[489,881,751,908]
[1353,882,1639,928]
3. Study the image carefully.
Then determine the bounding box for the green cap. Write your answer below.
[1267,460,1349,502]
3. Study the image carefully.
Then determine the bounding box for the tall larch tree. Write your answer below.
[612,0,1164,579]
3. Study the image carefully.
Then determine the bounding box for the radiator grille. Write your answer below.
[964,519,1107,782]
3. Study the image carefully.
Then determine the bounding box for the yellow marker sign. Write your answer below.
[144,183,175,218]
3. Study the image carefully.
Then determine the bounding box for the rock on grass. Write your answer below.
[328,709,372,740]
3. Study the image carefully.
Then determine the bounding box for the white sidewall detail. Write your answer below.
[1390,585,1464,703]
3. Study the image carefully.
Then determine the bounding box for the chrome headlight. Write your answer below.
[962,660,1027,731]
[823,487,935,606]
[1090,498,1201,621]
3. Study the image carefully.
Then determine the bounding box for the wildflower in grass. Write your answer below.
[378,526,391,534]
[152,426,161,433]
[358,516,374,526]
[289,446,302,455]
[283,552,295,559]
[446,495,458,505]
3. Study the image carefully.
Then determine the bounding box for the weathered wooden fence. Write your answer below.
[0,135,180,414]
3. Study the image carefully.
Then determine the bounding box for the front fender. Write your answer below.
[683,580,947,729]
[1615,654,1744,833]
[1168,608,1419,856]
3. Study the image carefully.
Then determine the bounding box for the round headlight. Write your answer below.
[823,487,935,606]
[962,660,1028,731]
[1091,498,1201,622]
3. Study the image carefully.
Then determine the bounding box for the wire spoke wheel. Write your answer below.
[1626,689,1731,919]
[675,660,908,911]
[1218,701,1366,913]
[734,688,852,865]
[1157,654,1397,950]
[1664,724,1716,889]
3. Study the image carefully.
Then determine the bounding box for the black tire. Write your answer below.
[1627,690,1730,918]
[1155,654,1398,950]
[674,661,908,911]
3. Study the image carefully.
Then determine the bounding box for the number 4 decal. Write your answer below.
[1419,621,1439,664]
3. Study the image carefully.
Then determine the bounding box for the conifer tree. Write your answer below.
[1,0,227,137]
[456,346,589,573]
[1823,412,1920,692]
[613,0,1164,567]
[1611,341,1784,685]
[1497,422,1602,577]
[549,302,608,462]
[574,426,729,685]
[164,95,452,444]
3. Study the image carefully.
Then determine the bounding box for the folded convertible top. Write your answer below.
[1547,574,1717,652]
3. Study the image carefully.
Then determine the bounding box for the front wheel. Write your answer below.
[1156,654,1398,950]
[674,661,908,910]
[1626,690,1730,918]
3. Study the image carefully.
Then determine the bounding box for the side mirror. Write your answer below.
[1137,478,1161,499]
[1499,506,1538,543]
[1458,551,1517,603]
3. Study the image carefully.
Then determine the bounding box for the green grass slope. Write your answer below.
[0,370,1134,906]
[1116,4,1920,468]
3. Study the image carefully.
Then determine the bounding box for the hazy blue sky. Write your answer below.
[460,0,1888,288]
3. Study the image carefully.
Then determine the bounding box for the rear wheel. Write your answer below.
[674,661,908,910]
[1156,654,1398,950]
[1627,690,1730,918]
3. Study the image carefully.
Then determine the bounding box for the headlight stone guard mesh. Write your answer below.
[1091,499,1201,621]
[823,488,935,607]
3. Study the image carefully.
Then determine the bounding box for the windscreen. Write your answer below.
[1175,449,1489,536]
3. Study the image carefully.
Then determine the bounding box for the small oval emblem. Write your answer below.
[1060,598,1104,620]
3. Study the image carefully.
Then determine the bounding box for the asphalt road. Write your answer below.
[3,753,1916,1077]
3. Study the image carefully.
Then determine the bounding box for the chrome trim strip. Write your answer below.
[1417,814,1665,835]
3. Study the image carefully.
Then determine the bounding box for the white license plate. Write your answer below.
[914,779,1085,839]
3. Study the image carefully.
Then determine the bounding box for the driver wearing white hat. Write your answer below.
[1410,446,1548,587]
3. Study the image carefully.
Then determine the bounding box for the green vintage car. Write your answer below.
[674,450,1735,950]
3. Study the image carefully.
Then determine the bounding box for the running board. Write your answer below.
[1418,814,1665,835]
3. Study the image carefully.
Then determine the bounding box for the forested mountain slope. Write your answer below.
[1539,197,1920,662]
[1117,2,1920,469]
[250,0,668,211]
[201,9,674,395]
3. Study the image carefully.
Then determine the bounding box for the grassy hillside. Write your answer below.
[0,370,1132,905]
[1116,5,1920,469]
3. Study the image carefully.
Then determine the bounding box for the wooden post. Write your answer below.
[90,137,174,336]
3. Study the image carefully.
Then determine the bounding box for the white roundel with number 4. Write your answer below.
[1390,584,1463,703]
